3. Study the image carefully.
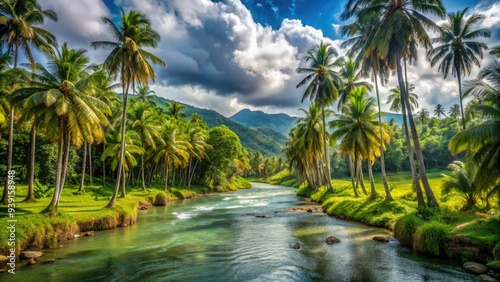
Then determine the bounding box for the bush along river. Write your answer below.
[5,183,478,281]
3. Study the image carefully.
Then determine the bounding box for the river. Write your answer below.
[7,183,476,281]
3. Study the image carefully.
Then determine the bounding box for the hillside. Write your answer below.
[230,109,297,136]
[148,96,283,156]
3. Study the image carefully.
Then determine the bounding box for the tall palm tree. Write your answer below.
[166,101,187,120]
[92,9,166,208]
[418,108,430,125]
[428,8,490,130]
[434,104,446,119]
[349,0,445,208]
[128,100,159,191]
[450,60,500,198]
[337,59,373,111]
[135,84,157,106]
[448,104,461,119]
[296,42,342,192]
[14,43,110,213]
[490,46,500,57]
[154,123,190,192]
[386,85,419,113]
[185,124,210,187]
[441,161,479,210]
[0,0,57,204]
[330,87,390,199]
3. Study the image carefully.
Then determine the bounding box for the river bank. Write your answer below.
[0,176,251,264]
[257,169,500,272]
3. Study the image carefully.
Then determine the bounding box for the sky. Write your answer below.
[37,0,500,117]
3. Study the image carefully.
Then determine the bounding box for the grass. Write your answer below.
[266,168,500,263]
[0,176,250,256]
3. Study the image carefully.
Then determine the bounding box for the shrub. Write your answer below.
[394,214,423,245]
[154,192,167,206]
[413,221,449,256]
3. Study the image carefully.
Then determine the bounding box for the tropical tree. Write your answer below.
[428,8,490,130]
[434,104,446,119]
[13,43,110,213]
[185,123,210,187]
[330,87,391,200]
[135,84,157,106]
[441,161,479,210]
[449,60,500,201]
[387,85,419,113]
[448,104,461,119]
[337,59,372,111]
[128,100,159,191]
[0,0,57,204]
[166,101,186,120]
[92,9,166,208]
[296,42,342,192]
[418,109,430,125]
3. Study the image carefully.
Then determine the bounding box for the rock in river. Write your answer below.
[291,243,300,249]
[463,262,488,274]
[372,236,390,242]
[20,251,44,260]
[479,274,498,282]
[326,236,341,244]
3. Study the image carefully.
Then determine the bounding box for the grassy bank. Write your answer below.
[0,176,250,256]
[264,169,500,267]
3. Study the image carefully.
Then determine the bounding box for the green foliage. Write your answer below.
[394,214,423,245]
[413,221,450,256]
[34,180,53,199]
[154,192,167,206]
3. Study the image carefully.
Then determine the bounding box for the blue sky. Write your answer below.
[39,0,500,117]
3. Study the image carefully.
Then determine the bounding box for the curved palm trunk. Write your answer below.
[106,78,130,209]
[43,117,64,214]
[321,107,334,192]
[348,154,359,196]
[57,129,72,208]
[141,142,146,191]
[358,160,368,195]
[78,141,88,193]
[374,72,393,200]
[164,161,170,192]
[102,143,106,185]
[398,55,439,208]
[120,166,127,198]
[88,142,93,186]
[24,125,36,202]
[455,67,466,130]
[368,160,378,200]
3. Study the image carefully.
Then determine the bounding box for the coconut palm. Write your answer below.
[92,9,166,208]
[490,46,500,57]
[418,109,430,125]
[449,60,500,198]
[337,59,373,111]
[166,101,187,120]
[128,100,159,191]
[0,0,57,204]
[441,161,479,210]
[330,87,390,199]
[135,84,157,106]
[434,104,446,119]
[448,104,461,119]
[296,42,342,192]
[185,124,210,187]
[428,8,490,130]
[13,43,110,213]
[387,85,419,113]
[155,123,191,192]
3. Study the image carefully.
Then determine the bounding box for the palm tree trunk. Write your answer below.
[141,142,146,191]
[88,142,93,186]
[368,160,377,200]
[399,55,439,208]
[164,161,169,192]
[120,166,127,198]
[102,143,106,185]
[43,117,64,214]
[171,167,176,187]
[57,129,72,207]
[374,72,393,200]
[106,77,130,208]
[348,154,357,195]
[78,141,87,193]
[456,67,466,130]
[2,47,18,205]
[358,160,368,195]
[24,124,36,202]
[189,160,199,188]
[321,107,334,192]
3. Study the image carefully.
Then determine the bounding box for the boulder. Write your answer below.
[326,236,341,244]
[73,234,80,238]
[463,262,489,274]
[27,258,37,265]
[493,273,500,280]
[84,231,95,237]
[479,274,498,282]
[291,243,300,249]
[307,209,313,213]
[372,236,390,242]
[43,259,56,264]
[20,251,44,260]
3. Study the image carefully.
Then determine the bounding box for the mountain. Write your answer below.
[229,109,298,136]
[149,96,284,156]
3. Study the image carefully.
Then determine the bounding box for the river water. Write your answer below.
[7,183,476,281]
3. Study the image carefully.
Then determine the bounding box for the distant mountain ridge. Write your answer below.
[229,109,298,136]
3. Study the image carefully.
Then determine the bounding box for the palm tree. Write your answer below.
[449,60,500,199]
[344,0,445,208]
[185,124,210,187]
[441,161,479,210]
[14,43,110,213]
[128,100,159,191]
[0,0,57,204]
[330,87,390,199]
[135,84,157,106]
[154,123,190,192]
[166,101,187,120]
[337,59,372,111]
[434,104,446,119]
[428,8,490,130]
[92,9,166,208]
[418,109,430,125]
[387,85,419,113]
[448,104,461,119]
[490,46,500,57]
[296,42,342,192]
